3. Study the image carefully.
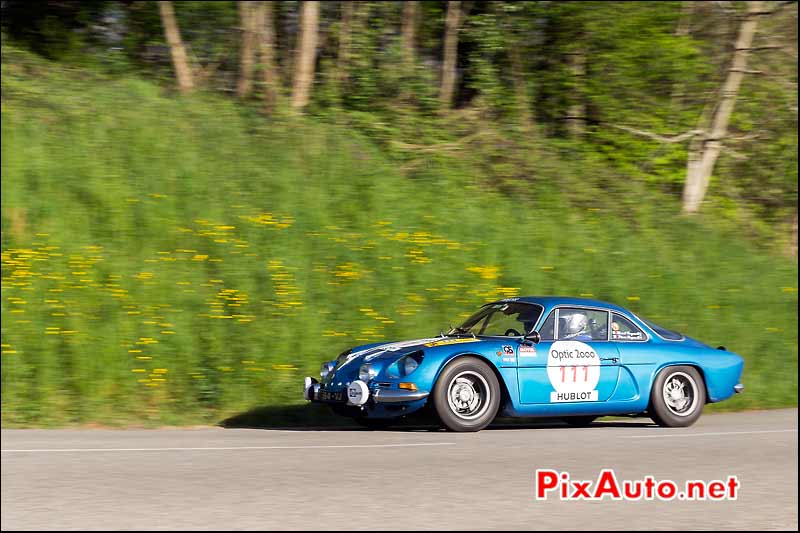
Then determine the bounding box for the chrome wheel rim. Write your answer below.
[662,371,698,417]
[447,371,490,420]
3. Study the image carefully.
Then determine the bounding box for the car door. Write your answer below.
[518,307,620,404]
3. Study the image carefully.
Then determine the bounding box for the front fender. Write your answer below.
[426,351,516,413]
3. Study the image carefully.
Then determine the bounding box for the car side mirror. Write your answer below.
[524,331,541,344]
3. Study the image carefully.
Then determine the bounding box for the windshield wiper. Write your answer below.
[447,325,475,337]
[447,325,469,336]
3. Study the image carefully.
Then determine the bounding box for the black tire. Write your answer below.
[561,416,597,427]
[649,365,706,427]
[432,357,501,432]
[354,416,395,430]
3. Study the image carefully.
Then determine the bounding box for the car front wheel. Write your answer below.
[432,357,501,432]
[649,366,706,427]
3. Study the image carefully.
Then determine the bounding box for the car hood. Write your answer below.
[343,336,472,365]
[324,336,484,386]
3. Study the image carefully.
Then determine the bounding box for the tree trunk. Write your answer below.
[439,0,462,110]
[402,0,418,68]
[291,1,320,112]
[237,1,257,98]
[670,1,695,112]
[510,43,532,131]
[337,1,354,88]
[566,46,586,136]
[682,0,764,214]
[158,1,194,94]
[675,0,694,37]
[255,1,280,112]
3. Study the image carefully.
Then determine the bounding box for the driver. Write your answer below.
[562,311,592,341]
[516,307,541,334]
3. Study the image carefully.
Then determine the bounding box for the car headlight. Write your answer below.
[403,356,419,375]
[386,351,423,379]
[359,363,378,382]
[320,361,335,379]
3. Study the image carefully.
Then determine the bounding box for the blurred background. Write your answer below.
[1,0,796,427]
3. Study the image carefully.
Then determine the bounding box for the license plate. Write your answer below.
[318,390,344,402]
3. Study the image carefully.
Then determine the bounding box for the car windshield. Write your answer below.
[454,302,543,337]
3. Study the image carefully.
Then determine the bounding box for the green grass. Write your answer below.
[1,45,797,427]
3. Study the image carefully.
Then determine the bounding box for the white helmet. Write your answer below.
[564,312,588,337]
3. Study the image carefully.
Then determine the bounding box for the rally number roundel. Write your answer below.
[546,341,601,402]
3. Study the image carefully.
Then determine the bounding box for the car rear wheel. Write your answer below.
[432,357,500,432]
[649,366,706,427]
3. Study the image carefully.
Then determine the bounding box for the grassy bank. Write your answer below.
[1,46,796,427]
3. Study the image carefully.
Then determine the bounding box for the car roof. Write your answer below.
[488,296,632,315]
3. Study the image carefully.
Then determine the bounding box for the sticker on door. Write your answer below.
[547,340,600,402]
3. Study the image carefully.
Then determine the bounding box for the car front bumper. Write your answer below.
[303,377,429,406]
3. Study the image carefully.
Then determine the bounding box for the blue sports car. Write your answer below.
[303,296,744,432]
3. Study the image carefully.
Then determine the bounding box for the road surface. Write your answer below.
[2,409,797,530]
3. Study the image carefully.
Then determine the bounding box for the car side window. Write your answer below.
[557,308,608,341]
[611,313,646,341]
[538,311,556,341]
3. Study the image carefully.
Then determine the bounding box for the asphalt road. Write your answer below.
[2,409,797,531]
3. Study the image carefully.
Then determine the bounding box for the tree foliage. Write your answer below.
[1,0,796,242]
